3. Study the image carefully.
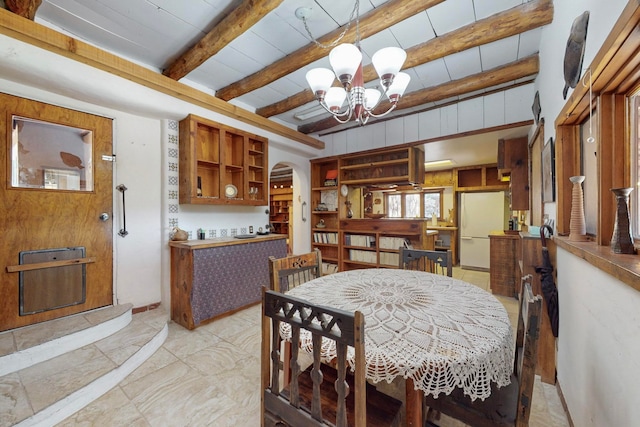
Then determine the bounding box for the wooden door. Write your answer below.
[0,93,113,332]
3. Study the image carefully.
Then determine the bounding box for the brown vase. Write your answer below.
[569,176,588,241]
[610,187,635,254]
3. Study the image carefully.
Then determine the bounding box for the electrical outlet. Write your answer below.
[249,226,254,234]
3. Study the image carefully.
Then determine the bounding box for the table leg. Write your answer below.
[406,378,423,427]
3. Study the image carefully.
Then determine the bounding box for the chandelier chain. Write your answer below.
[302,0,360,49]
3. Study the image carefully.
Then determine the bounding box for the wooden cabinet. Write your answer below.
[310,158,340,270]
[498,137,529,210]
[424,169,453,187]
[489,233,520,297]
[270,187,292,237]
[340,219,436,270]
[179,114,268,205]
[454,164,508,192]
[340,146,425,186]
[169,235,287,329]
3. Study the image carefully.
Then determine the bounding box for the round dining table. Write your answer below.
[285,268,514,427]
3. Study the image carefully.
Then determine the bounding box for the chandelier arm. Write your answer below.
[365,103,398,119]
[316,100,352,118]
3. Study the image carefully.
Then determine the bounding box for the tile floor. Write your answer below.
[46,269,567,426]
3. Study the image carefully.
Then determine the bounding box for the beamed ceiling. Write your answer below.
[15,0,552,137]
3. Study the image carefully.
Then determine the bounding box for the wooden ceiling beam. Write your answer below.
[163,0,284,81]
[257,0,553,118]
[215,0,446,101]
[299,54,539,134]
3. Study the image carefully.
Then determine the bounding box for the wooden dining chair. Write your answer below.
[423,274,543,427]
[399,247,453,276]
[269,249,322,292]
[260,287,402,427]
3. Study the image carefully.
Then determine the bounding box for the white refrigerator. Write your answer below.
[459,191,509,270]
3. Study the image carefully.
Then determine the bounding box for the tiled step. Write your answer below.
[0,306,168,426]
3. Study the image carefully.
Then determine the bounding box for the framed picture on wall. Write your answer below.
[542,137,555,202]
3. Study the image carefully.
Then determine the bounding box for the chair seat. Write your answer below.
[281,364,402,427]
[424,374,519,427]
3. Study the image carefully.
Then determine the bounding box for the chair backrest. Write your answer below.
[399,247,452,276]
[269,249,322,292]
[514,274,543,424]
[261,287,366,427]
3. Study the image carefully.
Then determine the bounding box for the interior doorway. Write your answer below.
[269,163,294,253]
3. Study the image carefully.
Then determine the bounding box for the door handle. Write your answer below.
[99,212,110,221]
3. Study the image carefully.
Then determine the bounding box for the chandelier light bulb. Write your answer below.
[329,44,362,87]
[386,72,411,102]
[372,47,407,88]
[364,88,382,110]
[325,87,347,111]
[305,68,335,100]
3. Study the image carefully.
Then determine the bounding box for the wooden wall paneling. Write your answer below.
[596,94,626,245]
[554,125,580,236]
[530,124,544,226]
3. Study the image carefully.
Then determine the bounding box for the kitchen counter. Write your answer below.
[168,233,286,249]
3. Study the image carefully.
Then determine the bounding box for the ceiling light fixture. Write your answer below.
[297,1,410,126]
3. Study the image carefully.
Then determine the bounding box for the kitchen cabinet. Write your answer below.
[489,233,520,297]
[169,235,287,329]
[454,164,508,192]
[179,114,268,205]
[498,137,529,210]
[424,169,453,187]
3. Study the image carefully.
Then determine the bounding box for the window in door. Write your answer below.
[11,116,93,191]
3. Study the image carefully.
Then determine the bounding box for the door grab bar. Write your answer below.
[302,201,307,222]
[116,184,129,237]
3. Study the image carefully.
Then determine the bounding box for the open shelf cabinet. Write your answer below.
[179,114,268,205]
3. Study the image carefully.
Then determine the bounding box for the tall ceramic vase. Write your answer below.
[569,176,588,241]
[610,187,635,254]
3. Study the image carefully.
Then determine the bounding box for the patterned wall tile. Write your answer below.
[168,148,178,158]
[209,229,217,238]
[220,229,228,237]
[169,176,178,186]
[168,190,178,200]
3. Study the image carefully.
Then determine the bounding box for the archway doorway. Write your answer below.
[269,163,294,253]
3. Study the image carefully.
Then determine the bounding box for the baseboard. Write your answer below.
[132,302,161,314]
[556,380,574,427]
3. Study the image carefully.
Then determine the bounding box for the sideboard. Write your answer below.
[169,234,287,329]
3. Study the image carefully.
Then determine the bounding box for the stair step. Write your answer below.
[0,306,168,426]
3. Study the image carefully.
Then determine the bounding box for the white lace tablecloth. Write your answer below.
[285,268,514,401]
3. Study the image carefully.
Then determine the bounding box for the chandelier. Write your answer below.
[299,2,410,125]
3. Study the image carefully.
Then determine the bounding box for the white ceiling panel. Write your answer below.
[426,0,475,35]
[145,0,222,32]
[473,0,523,20]
[480,35,519,70]
[250,12,310,53]
[518,28,543,58]
[389,12,436,49]
[228,30,288,66]
[358,29,402,62]
[443,48,482,80]
[412,59,451,87]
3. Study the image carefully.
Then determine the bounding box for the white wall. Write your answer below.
[534,1,639,425]
[557,248,640,426]
[0,35,322,313]
[316,84,534,156]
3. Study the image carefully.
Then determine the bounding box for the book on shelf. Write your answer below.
[348,249,377,264]
[313,232,338,244]
[380,252,400,266]
[322,262,338,275]
[345,234,376,248]
[379,236,413,250]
